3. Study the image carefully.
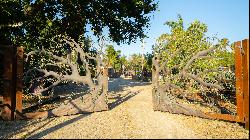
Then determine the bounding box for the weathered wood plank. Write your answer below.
[234,41,244,122]
[242,39,249,130]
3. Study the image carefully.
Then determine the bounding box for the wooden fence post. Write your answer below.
[0,45,23,120]
[16,47,23,115]
[242,39,249,130]
[234,41,244,122]
[1,45,14,120]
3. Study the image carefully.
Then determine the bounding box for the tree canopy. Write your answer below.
[0,0,158,93]
[0,0,158,45]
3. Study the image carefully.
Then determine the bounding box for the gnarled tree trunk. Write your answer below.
[23,36,109,119]
[152,46,223,119]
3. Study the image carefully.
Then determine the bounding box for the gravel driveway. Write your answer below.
[0,78,249,139]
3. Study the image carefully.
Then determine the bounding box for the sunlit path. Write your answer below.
[1,78,247,139]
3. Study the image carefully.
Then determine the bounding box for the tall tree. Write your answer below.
[105,45,121,71]
[128,53,144,75]
[119,55,127,74]
[126,52,153,80]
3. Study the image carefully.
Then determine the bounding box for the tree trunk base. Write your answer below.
[153,90,210,119]
[156,102,209,119]
[20,93,108,119]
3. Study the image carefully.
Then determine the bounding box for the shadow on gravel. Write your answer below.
[108,91,139,110]
[1,78,149,139]
[26,113,91,139]
[108,78,150,110]
[0,118,52,139]
[25,101,92,139]
[108,78,151,92]
[0,112,91,139]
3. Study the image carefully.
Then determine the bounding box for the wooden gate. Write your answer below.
[1,37,109,120]
[204,39,249,129]
[152,39,249,130]
[0,45,23,120]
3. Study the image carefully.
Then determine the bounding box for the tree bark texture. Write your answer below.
[23,36,109,119]
[151,46,224,119]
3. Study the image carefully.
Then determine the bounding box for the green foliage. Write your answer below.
[105,45,121,71]
[1,0,157,74]
[154,15,235,93]
[0,0,24,44]
[120,56,128,67]
[126,52,152,75]
[144,52,153,72]
[127,53,142,74]
[155,15,233,71]
[1,0,157,45]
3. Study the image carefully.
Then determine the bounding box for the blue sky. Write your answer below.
[92,0,249,57]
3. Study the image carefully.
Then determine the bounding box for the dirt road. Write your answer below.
[0,78,248,139]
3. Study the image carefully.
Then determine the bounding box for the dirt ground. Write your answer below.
[0,78,249,139]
